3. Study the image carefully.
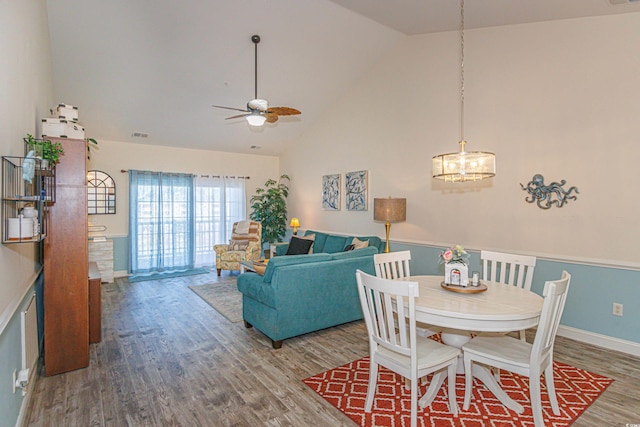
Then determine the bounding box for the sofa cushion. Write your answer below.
[263,253,333,282]
[229,240,250,251]
[286,236,314,255]
[331,246,378,260]
[305,230,327,253]
[323,235,349,253]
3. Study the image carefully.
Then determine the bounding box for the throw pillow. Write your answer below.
[343,244,355,252]
[351,237,369,250]
[298,233,316,254]
[286,236,314,255]
[229,240,250,251]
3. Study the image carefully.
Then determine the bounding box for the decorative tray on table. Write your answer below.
[440,282,487,294]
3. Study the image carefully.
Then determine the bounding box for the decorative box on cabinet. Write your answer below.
[43,137,89,376]
[89,238,114,283]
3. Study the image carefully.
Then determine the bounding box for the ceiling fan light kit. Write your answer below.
[212,35,301,128]
[246,112,267,127]
[432,0,496,183]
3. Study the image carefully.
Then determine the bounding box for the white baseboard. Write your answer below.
[557,325,640,357]
[114,270,128,278]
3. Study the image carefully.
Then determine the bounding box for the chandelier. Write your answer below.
[432,0,496,183]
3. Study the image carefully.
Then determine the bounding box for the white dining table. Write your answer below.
[400,275,544,414]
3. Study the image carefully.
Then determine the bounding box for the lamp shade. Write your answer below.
[374,198,406,223]
[289,218,300,228]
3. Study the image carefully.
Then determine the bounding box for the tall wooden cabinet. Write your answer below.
[43,137,89,376]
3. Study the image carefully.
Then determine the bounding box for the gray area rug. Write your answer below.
[189,279,243,323]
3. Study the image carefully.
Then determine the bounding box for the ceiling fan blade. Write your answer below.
[225,113,251,120]
[212,105,249,113]
[264,113,279,123]
[266,107,301,116]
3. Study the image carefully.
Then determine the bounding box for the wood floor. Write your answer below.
[24,270,640,426]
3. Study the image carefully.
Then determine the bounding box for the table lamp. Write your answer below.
[290,217,300,235]
[373,197,406,253]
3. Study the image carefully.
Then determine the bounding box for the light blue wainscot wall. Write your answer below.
[0,272,43,427]
[111,236,129,274]
[391,241,640,355]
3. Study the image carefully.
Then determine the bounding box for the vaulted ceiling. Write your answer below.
[46,0,640,155]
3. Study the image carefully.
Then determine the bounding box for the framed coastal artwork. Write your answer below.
[322,174,341,210]
[345,170,368,211]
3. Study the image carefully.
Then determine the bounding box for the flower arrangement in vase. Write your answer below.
[439,245,470,286]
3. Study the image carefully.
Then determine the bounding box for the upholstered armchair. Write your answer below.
[214,221,262,276]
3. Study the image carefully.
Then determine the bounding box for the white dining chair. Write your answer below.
[356,270,459,427]
[374,250,440,338]
[481,250,537,341]
[462,271,571,427]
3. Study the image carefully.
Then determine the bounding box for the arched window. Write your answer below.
[87,170,116,214]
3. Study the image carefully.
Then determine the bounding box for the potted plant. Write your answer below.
[24,134,43,159]
[42,139,65,167]
[250,174,290,251]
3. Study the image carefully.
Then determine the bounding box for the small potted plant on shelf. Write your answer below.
[23,134,65,168]
[42,139,65,168]
[24,134,43,159]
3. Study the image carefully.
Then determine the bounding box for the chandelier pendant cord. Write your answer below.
[460,0,465,146]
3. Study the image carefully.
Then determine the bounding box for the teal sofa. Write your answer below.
[237,231,384,349]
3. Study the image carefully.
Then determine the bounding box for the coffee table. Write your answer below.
[239,260,268,274]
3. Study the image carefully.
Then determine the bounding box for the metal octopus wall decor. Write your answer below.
[520,174,579,209]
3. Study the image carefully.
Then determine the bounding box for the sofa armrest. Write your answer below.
[213,244,230,262]
[275,243,289,256]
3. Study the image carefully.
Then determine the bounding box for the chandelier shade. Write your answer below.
[432,141,496,183]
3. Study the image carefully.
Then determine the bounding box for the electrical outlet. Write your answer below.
[613,302,623,317]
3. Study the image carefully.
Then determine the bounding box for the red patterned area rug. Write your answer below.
[303,356,612,426]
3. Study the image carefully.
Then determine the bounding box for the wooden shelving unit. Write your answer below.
[43,137,89,376]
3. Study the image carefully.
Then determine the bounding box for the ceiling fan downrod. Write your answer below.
[252,34,260,100]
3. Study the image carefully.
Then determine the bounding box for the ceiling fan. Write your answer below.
[213,35,301,127]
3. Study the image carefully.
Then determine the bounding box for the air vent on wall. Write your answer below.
[609,0,640,5]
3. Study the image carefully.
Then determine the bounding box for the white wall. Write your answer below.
[281,13,640,267]
[0,0,54,327]
[86,139,280,237]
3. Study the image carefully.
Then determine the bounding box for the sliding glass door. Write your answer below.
[129,170,194,274]
[194,176,245,267]
[129,171,246,274]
